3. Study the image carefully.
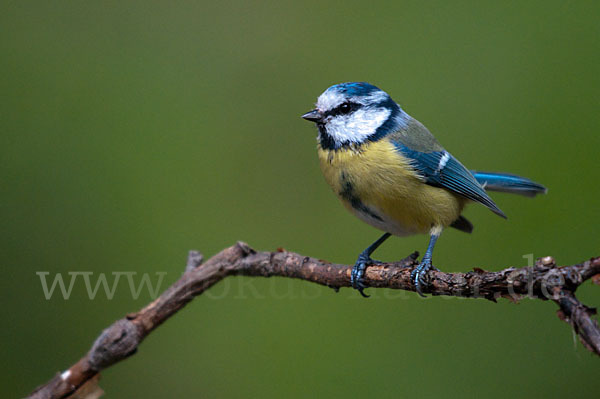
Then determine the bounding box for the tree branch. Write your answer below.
[28,243,600,398]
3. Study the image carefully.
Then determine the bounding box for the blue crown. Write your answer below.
[326,82,382,97]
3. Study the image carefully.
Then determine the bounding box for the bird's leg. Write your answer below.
[351,232,391,298]
[411,231,441,297]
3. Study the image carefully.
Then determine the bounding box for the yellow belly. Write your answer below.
[318,139,466,236]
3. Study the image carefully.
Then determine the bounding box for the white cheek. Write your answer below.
[325,108,391,145]
[346,108,390,137]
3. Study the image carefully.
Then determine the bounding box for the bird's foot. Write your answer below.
[351,252,382,298]
[410,258,437,297]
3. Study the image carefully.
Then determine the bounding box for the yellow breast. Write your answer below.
[318,139,466,236]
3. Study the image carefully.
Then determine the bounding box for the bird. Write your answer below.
[301,82,547,297]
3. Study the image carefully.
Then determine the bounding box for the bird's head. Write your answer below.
[302,82,408,150]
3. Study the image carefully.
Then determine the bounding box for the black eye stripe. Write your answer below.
[325,102,360,118]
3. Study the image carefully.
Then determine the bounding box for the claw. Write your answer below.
[411,259,434,297]
[350,253,381,298]
[350,233,392,298]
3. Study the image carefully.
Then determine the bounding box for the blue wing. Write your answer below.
[393,142,507,218]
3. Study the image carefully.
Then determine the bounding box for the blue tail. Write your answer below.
[471,171,547,197]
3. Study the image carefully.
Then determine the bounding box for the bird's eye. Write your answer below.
[339,103,352,114]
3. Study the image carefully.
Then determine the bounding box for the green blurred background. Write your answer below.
[2,0,599,397]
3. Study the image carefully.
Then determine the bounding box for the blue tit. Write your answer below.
[301,82,547,297]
